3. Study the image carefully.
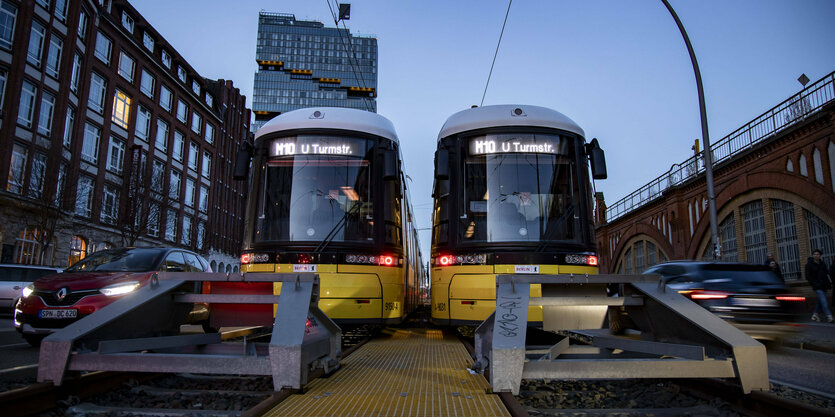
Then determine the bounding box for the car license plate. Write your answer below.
[39,309,78,319]
[731,298,779,307]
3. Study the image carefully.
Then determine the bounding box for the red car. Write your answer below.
[14,247,212,346]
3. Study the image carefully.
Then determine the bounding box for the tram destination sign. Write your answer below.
[270,137,361,156]
[469,135,565,155]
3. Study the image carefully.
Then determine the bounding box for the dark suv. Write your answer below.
[642,261,805,342]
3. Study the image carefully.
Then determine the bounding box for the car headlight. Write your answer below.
[21,284,34,298]
[100,281,141,296]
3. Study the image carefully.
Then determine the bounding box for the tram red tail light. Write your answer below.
[588,255,598,266]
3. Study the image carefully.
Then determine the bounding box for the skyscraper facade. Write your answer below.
[252,12,377,131]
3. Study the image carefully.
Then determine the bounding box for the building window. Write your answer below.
[181,215,192,245]
[741,200,767,265]
[6,143,27,194]
[201,151,211,178]
[94,32,111,64]
[719,214,737,262]
[106,136,125,174]
[771,199,800,280]
[62,107,74,147]
[0,1,17,50]
[142,31,154,51]
[196,222,205,250]
[161,49,171,68]
[140,69,155,98]
[15,228,42,265]
[55,163,66,206]
[68,235,87,266]
[806,209,835,269]
[54,0,67,20]
[616,237,668,274]
[205,123,214,144]
[185,177,195,207]
[0,69,5,113]
[134,106,150,141]
[45,34,63,78]
[199,185,208,213]
[148,202,160,237]
[111,89,131,129]
[172,131,184,161]
[177,66,186,83]
[118,51,134,82]
[159,85,172,111]
[176,99,187,122]
[88,72,107,114]
[100,185,119,224]
[151,159,165,193]
[27,21,45,67]
[191,80,200,95]
[70,52,81,92]
[17,81,37,127]
[37,91,55,136]
[155,119,168,152]
[205,93,213,107]
[165,209,177,241]
[169,169,181,199]
[77,8,87,40]
[121,11,134,33]
[81,122,100,163]
[75,175,94,217]
[35,0,49,10]
[190,112,201,134]
[188,142,199,170]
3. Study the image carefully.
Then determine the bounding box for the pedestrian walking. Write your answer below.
[805,249,833,323]
[765,253,783,281]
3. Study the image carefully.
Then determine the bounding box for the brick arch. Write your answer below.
[611,225,672,273]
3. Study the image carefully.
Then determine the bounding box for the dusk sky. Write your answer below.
[131,0,835,259]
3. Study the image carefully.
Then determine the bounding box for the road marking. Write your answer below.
[771,378,835,400]
[0,364,37,375]
[0,342,29,350]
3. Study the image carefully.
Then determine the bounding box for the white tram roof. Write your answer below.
[437,104,585,141]
[255,107,399,143]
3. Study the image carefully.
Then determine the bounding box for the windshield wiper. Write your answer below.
[314,202,363,253]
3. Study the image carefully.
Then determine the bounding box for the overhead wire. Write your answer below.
[325,0,374,112]
[481,0,513,107]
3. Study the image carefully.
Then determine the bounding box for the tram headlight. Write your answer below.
[241,253,271,264]
[345,254,399,266]
[565,254,599,266]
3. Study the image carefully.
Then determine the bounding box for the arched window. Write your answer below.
[614,237,669,274]
[15,228,43,265]
[771,200,800,280]
[69,236,88,266]
[812,148,824,184]
[225,264,232,274]
[741,200,767,265]
[218,262,225,274]
[210,260,218,272]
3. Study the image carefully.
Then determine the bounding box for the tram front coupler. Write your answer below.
[474,273,768,395]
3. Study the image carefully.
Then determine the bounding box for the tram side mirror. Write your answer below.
[384,150,398,180]
[585,138,607,180]
[434,149,449,180]
[233,142,253,181]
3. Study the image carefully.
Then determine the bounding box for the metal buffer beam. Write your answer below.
[37,273,341,391]
[473,274,767,394]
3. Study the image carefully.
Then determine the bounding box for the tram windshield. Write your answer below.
[462,133,581,243]
[254,136,374,243]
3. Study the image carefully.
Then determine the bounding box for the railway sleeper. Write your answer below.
[36,272,342,392]
[472,273,768,395]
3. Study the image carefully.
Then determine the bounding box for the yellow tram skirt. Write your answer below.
[265,328,510,417]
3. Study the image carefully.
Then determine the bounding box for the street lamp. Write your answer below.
[661,0,720,260]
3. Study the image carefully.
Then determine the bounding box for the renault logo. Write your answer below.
[56,287,68,302]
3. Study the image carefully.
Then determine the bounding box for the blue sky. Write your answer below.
[132,0,835,259]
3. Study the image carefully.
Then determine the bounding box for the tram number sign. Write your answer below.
[514,265,539,274]
[384,301,399,312]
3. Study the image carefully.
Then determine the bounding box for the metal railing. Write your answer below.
[606,71,835,222]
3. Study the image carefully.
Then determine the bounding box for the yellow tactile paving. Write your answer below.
[265,328,511,417]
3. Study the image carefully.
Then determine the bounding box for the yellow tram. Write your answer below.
[430,105,607,325]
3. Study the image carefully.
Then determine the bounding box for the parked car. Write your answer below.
[14,247,212,346]
[641,261,805,342]
[0,264,63,314]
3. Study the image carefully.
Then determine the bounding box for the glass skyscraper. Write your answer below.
[252,12,378,131]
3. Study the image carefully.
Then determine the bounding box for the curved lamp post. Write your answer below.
[661,0,720,260]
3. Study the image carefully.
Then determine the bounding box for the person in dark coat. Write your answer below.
[765,253,783,281]
[805,249,833,322]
